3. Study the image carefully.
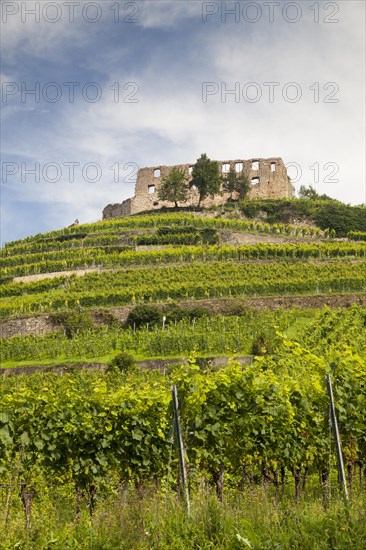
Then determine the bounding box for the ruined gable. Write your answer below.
[103,157,293,219]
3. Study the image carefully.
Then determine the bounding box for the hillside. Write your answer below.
[1,205,365,365]
[240,197,366,237]
[1,204,366,547]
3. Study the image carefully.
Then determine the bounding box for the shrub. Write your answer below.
[50,311,93,339]
[165,306,189,324]
[108,352,136,373]
[223,302,248,317]
[251,332,277,356]
[125,304,163,329]
[201,228,219,244]
[188,306,212,320]
[165,305,212,324]
[240,200,262,219]
[94,309,121,328]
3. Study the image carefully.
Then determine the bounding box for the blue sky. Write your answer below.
[1,0,365,244]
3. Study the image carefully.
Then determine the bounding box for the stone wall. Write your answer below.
[2,295,365,340]
[0,315,57,339]
[102,157,293,219]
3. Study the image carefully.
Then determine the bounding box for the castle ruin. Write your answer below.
[102,157,293,219]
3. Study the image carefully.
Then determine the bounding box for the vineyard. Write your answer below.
[0,209,366,548]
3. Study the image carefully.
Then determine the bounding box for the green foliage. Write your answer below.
[190,154,222,206]
[93,308,121,328]
[187,305,213,319]
[348,231,366,241]
[251,331,278,356]
[165,304,212,324]
[223,167,251,200]
[240,198,366,237]
[53,232,88,241]
[50,310,93,338]
[137,225,219,246]
[0,309,290,363]
[108,352,136,373]
[1,258,365,319]
[200,227,219,244]
[314,202,366,237]
[157,166,189,207]
[125,304,163,329]
[1,204,366,547]
[298,185,333,200]
[300,305,366,355]
[2,308,365,507]
[1,211,325,260]
[0,306,365,549]
[1,484,366,549]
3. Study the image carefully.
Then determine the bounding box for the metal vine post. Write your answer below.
[325,373,349,506]
[171,385,190,514]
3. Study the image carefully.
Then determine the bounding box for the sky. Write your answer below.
[1,0,365,244]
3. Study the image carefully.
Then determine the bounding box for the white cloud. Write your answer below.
[1,0,365,243]
[1,1,92,63]
[136,0,203,28]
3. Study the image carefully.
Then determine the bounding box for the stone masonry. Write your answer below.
[103,157,293,219]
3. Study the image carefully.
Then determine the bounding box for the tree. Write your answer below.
[125,305,163,329]
[299,185,333,201]
[190,154,222,207]
[223,167,251,201]
[299,185,319,200]
[158,167,188,207]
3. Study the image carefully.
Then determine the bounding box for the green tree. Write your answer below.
[223,167,251,201]
[190,153,222,207]
[125,304,163,329]
[299,185,319,199]
[157,167,188,207]
[299,185,333,201]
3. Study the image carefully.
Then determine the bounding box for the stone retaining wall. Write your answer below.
[1,295,364,340]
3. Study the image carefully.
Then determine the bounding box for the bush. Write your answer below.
[108,352,136,373]
[240,200,262,219]
[165,305,213,324]
[223,302,248,317]
[201,228,219,244]
[50,311,93,339]
[94,309,121,328]
[239,198,366,237]
[188,306,213,320]
[251,332,277,356]
[165,306,189,324]
[125,304,163,329]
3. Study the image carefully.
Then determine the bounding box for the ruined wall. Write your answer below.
[103,157,293,219]
[103,199,132,219]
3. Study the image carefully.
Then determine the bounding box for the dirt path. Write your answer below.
[12,268,103,284]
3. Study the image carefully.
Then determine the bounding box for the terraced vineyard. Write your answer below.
[1,209,365,548]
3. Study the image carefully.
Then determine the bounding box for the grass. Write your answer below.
[0,351,253,371]
[2,483,365,549]
[0,354,114,370]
